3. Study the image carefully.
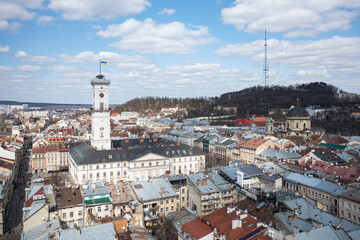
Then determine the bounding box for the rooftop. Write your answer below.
[187,172,221,194]
[56,187,83,209]
[131,178,177,202]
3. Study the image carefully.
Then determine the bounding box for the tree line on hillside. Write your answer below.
[113,82,347,117]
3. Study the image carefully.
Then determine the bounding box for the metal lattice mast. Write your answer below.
[262,29,269,86]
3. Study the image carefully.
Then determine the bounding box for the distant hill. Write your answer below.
[218,82,340,115]
[0,100,90,108]
[114,82,343,117]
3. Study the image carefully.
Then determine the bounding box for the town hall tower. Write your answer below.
[90,74,111,150]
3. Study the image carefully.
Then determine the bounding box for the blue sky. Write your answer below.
[0,0,359,104]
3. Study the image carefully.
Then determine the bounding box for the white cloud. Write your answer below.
[17,65,41,72]
[221,0,360,37]
[0,20,21,33]
[0,44,10,53]
[158,8,175,16]
[48,0,151,20]
[0,66,13,72]
[58,51,155,71]
[14,50,57,64]
[216,36,360,89]
[97,18,217,55]
[0,0,44,32]
[36,15,54,26]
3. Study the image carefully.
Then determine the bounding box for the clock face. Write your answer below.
[99,93,104,98]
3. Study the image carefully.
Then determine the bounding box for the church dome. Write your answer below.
[12,118,22,126]
[286,106,309,118]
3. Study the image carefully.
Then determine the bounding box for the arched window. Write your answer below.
[296,123,299,128]
[304,123,306,128]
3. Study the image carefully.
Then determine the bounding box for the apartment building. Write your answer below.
[82,182,113,226]
[338,183,360,224]
[130,179,178,228]
[167,175,188,210]
[56,187,84,228]
[233,137,278,163]
[283,172,346,215]
[187,172,222,217]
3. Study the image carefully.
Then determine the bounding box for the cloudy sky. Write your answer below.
[0,0,359,104]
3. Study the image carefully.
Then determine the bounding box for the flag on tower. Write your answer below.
[100,61,107,65]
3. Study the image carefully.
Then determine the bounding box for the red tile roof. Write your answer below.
[181,217,213,240]
[235,137,267,149]
[25,187,44,207]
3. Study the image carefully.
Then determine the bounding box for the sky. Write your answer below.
[0,0,359,104]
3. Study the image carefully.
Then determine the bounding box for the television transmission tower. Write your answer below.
[262,29,269,86]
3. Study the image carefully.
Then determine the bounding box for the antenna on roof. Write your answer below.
[262,28,269,86]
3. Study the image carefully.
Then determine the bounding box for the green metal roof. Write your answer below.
[319,143,346,150]
[85,197,111,205]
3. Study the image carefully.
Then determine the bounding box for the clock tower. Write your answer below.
[91,74,111,150]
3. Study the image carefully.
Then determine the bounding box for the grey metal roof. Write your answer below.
[70,139,204,165]
[294,226,342,240]
[275,211,312,233]
[59,222,116,240]
[282,172,346,196]
[82,182,110,197]
[286,106,310,118]
[259,148,302,160]
[131,178,178,202]
[187,172,221,194]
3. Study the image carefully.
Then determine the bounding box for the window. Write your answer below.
[348,213,351,219]
[124,171,126,175]
[142,163,144,167]
[134,163,137,168]
[63,213,66,219]
[78,211,82,216]
[82,174,86,180]
[89,166,93,170]
[124,163,126,167]
[166,200,169,204]
[97,173,100,178]
[98,207,101,212]
[70,212,73,218]
[160,208,163,213]
[96,165,99,169]
[149,162,152,167]
[171,206,174,211]
[182,189,185,194]
[164,161,166,165]
[353,205,356,212]
[341,210,344,217]
[117,171,120,176]
[166,207,169,212]
[160,201,163,205]
[110,164,113,168]
[103,172,106,177]
[341,201,344,207]
[117,163,120,168]
[82,166,85,170]
[110,171,113,177]
[103,164,106,169]
[156,162,159,166]
[89,173,93,179]
[296,123,299,128]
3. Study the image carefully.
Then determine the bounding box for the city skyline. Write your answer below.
[0,0,360,104]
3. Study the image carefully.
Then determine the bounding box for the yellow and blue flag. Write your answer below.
[100,61,107,65]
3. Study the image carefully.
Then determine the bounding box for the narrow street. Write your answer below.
[1,147,32,240]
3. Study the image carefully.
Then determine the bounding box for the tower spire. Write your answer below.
[262,28,269,86]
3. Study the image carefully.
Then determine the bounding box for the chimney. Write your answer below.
[306,230,310,237]
[202,179,207,185]
[288,215,293,221]
[293,226,299,234]
[197,179,201,186]
[239,213,247,220]
[76,227,81,236]
[232,218,242,229]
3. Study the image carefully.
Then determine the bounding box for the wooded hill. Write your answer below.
[113,82,345,117]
